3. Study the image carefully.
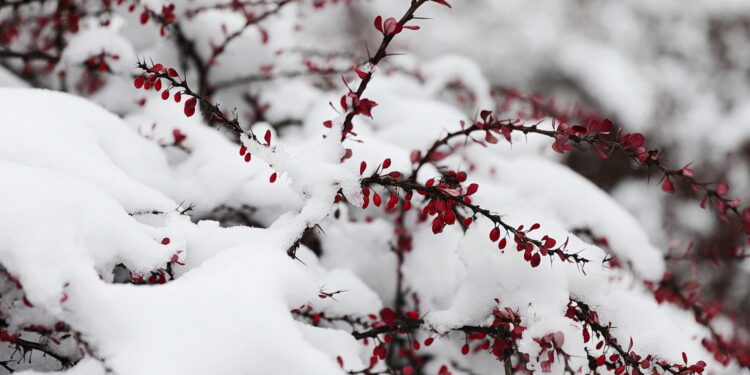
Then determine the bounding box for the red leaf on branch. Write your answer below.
[184,103,196,117]
[379,307,395,326]
[354,98,378,118]
[373,16,383,33]
[621,132,646,150]
[410,150,422,164]
[382,17,403,36]
[716,181,729,195]
[662,176,675,193]
[489,227,500,242]
[172,129,186,145]
[354,67,368,80]
[433,0,452,8]
[742,208,750,234]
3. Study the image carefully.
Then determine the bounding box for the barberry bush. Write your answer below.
[1,0,750,374]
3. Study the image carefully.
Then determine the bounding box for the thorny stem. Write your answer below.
[571,299,701,375]
[142,8,209,97]
[416,118,746,225]
[575,226,748,370]
[135,61,244,135]
[361,175,590,267]
[657,278,746,369]
[0,0,49,7]
[409,118,516,179]
[0,48,59,62]
[202,0,296,95]
[571,300,648,375]
[350,317,513,342]
[339,0,429,140]
[185,0,282,16]
[387,243,408,367]
[14,337,74,368]
[292,309,373,330]
[214,66,351,90]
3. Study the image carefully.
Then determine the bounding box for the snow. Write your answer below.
[18,357,105,375]
[63,246,345,375]
[0,75,732,373]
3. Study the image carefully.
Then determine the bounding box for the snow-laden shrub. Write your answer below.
[1,0,749,374]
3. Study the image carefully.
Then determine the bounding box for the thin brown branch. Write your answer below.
[362,175,590,267]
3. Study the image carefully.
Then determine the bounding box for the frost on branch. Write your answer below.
[1,0,749,374]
